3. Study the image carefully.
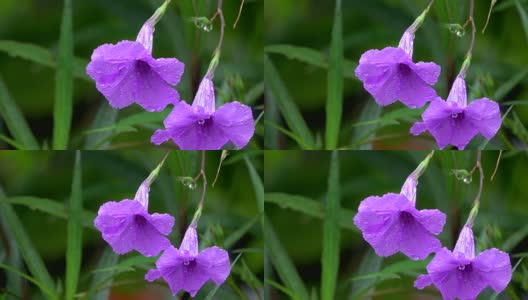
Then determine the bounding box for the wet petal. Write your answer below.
[413,209,446,235]
[473,248,512,293]
[411,61,441,85]
[197,246,231,285]
[148,57,185,85]
[414,274,432,289]
[213,101,255,149]
[465,98,501,139]
[192,76,216,114]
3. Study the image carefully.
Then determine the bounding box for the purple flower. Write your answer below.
[86,21,184,112]
[353,175,446,260]
[93,180,175,257]
[151,76,255,150]
[415,225,512,300]
[145,225,231,297]
[354,30,441,108]
[411,76,501,149]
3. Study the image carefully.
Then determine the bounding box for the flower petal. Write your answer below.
[473,248,512,293]
[192,77,216,114]
[213,101,255,149]
[414,274,432,289]
[397,65,438,108]
[148,57,185,86]
[89,41,148,62]
[399,207,442,260]
[179,226,199,256]
[411,61,441,85]
[146,213,175,236]
[413,209,446,235]
[145,269,162,282]
[465,98,502,139]
[197,246,231,285]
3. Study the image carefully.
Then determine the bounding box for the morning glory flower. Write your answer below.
[354,29,441,108]
[145,225,231,297]
[94,177,175,257]
[410,76,501,149]
[354,171,446,260]
[415,225,512,300]
[86,15,184,112]
[151,75,255,150]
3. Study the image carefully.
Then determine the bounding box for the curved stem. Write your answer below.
[205,0,225,78]
[459,0,476,77]
[191,151,207,226]
[466,150,483,227]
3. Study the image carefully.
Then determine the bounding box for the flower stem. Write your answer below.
[205,0,225,78]
[191,151,207,226]
[466,150,484,227]
[406,0,435,34]
[459,0,476,78]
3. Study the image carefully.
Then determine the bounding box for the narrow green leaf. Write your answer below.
[350,101,382,149]
[264,85,280,149]
[503,111,528,144]
[65,151,82,300]
[92,255,155,273]
[325,0,343,149]
[479,105,514,149]
[0,74,39,149]
[88,249,118,300]
[0,204,57,300]
[321,151,340,300]
[244,156,264,227]
[265,278,302,300]
[264,215,310,300]
[224,214,260,249]
[0,196,96,229]
[0,188,23,299]
[52,0,74,149]
[0,40,90,81]
[264,54,315,149]
[244,81,265,105]
[503,223,528,252]
[0,263,58,300]
[353,107,424,127]
[348,250,382,300]
[515,0,528,41]
[84,103,118,149]
[264,120,314,150]
[494,67,528,100]
[265,193,357,231]
[349,259,428,281]
[264,45,356,78]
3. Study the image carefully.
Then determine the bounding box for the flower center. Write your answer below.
[451,113,458,118]
[399,211,414,225]
[135,60,150,72]
[398,63,412,75]
[133,214,147,226]
[198,119,205,125]
[457,263,472,272]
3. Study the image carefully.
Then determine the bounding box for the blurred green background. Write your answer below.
[0,150,263,299]
[264,150,528,299]
[0,0,263,149]
[265,0,528,149]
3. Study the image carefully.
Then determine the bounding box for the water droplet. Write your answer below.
[463,177,472,184]
[447,23,465,37]
[193,17,213,32]
[202,23,213,32]
[177,177,197,189]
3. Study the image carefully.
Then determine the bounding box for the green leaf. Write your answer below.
[65,151,82,300]
[265,278,302,300]
[0,74,39,149]
[224,214,260,249]
[349,250,382,300]
[88,249,118,300]
[503,111,528,144]
[479,105,514,149]
[503,223,528,252]
[52,0,74,149]
[0,204,57,300]
[325,0,343,149]
[0,40,89,81]
[244,81,265,105]
[84,103,118,149]
[352,107,424,127]
[0,188,23,299]
[0,196,96,229]
[264,215,310,300]
[0,263,58,300]
[494,67,528,101]
[264,54,315,149]
[264,120,314,150]
[349,259,428,281]
[350,101,382,149]
[321,151,340,300]
[264,45,356,78]
[265,193,357,231]
[92,255,156,273]
[515,0,528,41]
[244,156,264,227]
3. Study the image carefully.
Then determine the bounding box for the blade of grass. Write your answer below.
[84,103,118,149]
[0,41,89,81]
[0,204,57,300]
[88,249,118,300]
[350,101,382,149]
[0,74,39,149]
[515,0,528,41]
[224,214,260,249]
[264,120,314,150]
[494,67,528,100]
[264,45,356,78]
[0,188,23,299]
[264,89,279,148]
[321,151,340,300]
[52,0,74,149]
[265,193,356,231]
[264,54,315,149]
[264,215,310,300]
[265,279,302,300]
[325,0,343,149]
[244,156,264,227]
[65,151,82,300]
[0,263,58,300]
[348,250,382,300]
[0,196,96,229]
